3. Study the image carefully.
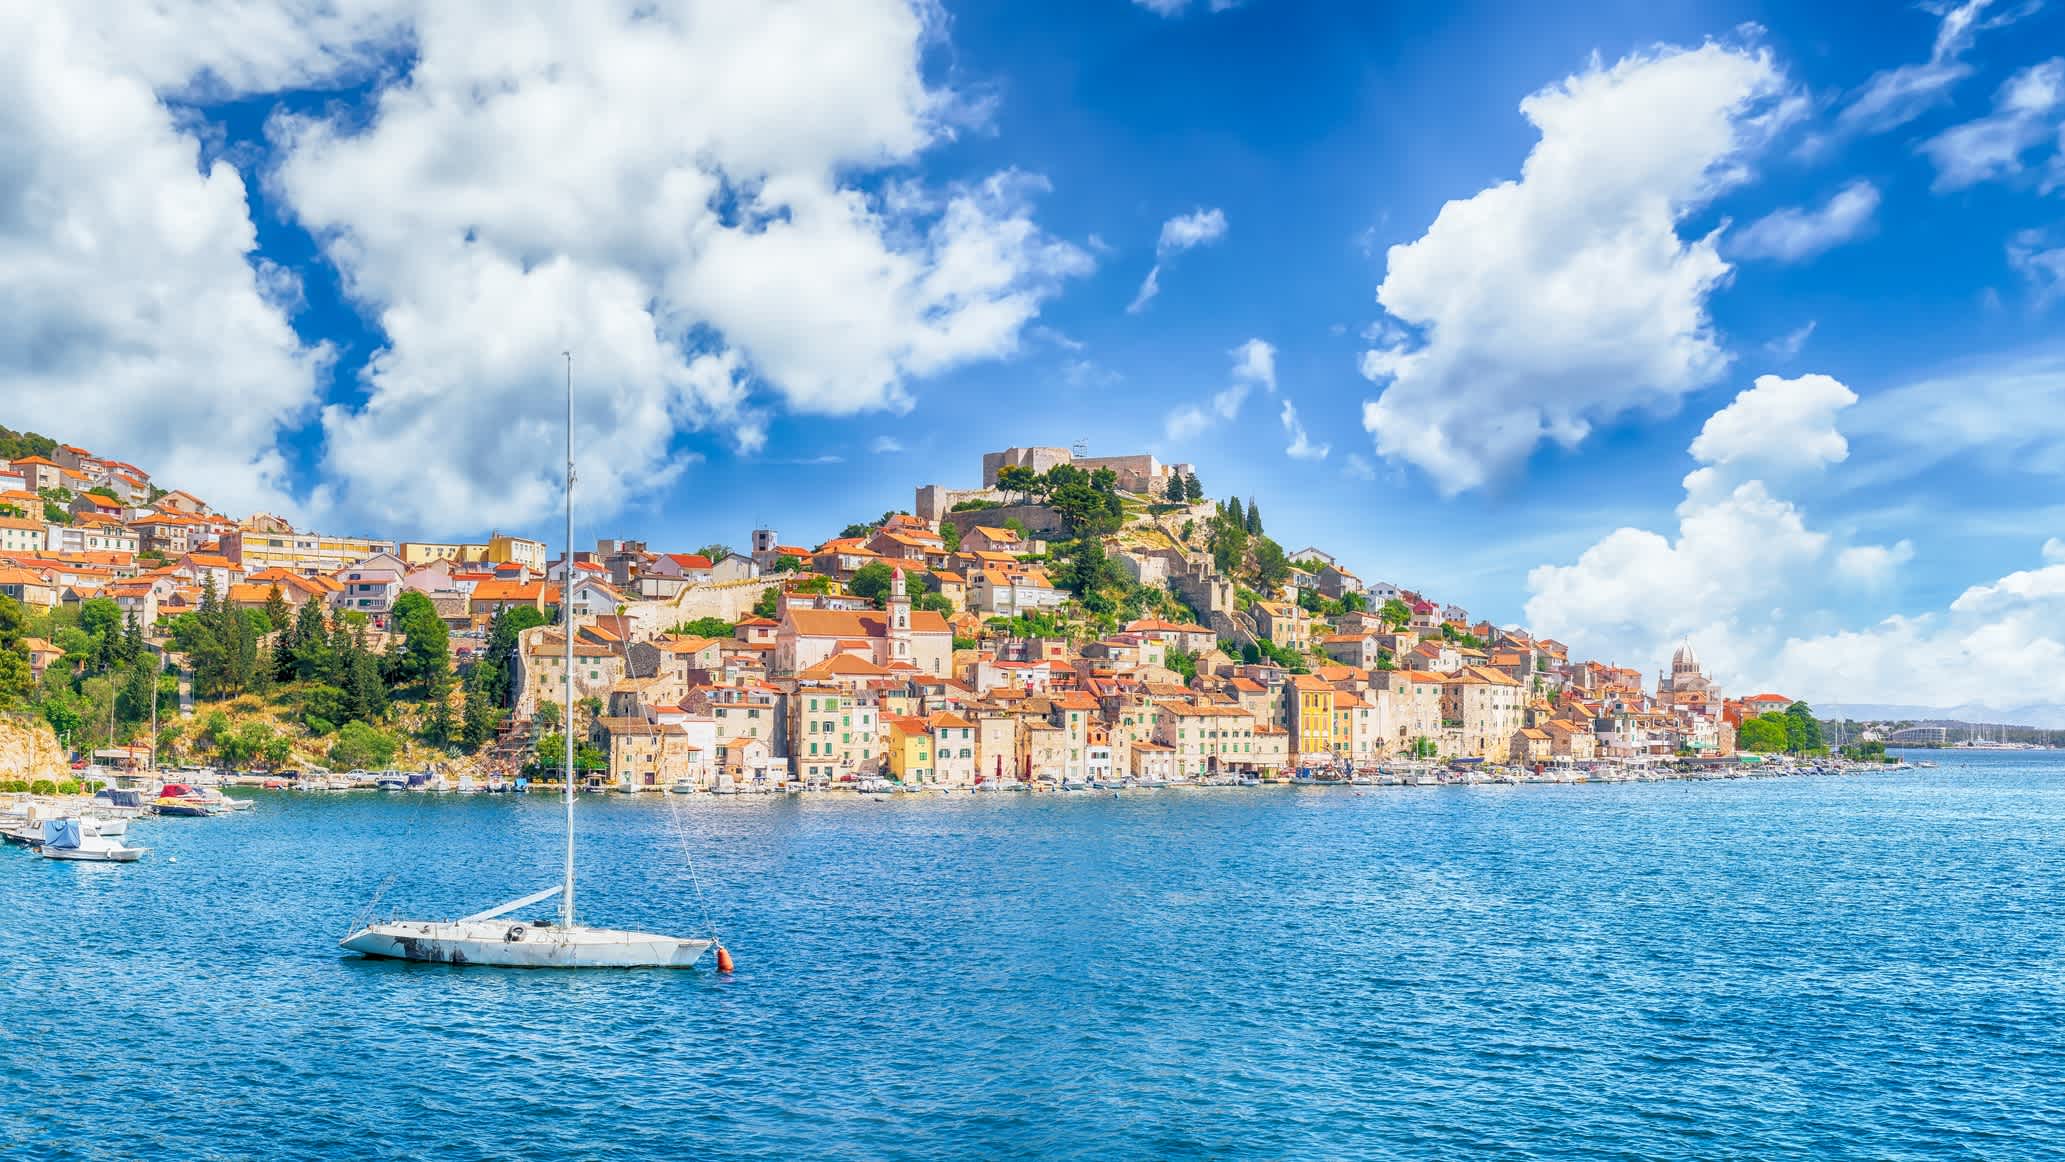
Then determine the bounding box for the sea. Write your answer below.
[5,748,2065,1160]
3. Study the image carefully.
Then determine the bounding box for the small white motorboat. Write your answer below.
[38,818,149,863]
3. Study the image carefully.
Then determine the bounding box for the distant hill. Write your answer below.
[1819,703,2065,730]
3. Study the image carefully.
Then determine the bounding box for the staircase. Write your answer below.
[484,715,534,772]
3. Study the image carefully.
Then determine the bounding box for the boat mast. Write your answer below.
[562,350,577,929]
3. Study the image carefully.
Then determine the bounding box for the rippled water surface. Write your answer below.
[7,750,2065,1159]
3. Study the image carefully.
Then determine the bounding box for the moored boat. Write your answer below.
[38,818,149,863]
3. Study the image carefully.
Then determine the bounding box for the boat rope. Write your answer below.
[661,787,726,950]
[600,611,728,952]
[346,764,440,935]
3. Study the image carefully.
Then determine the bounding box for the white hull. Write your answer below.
[341,919,712,969]
[42,845,147,862]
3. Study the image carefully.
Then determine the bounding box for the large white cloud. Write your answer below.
[1360,42,1795,494]
[1775,553,2065,720]
[0,4,338,517]
[1525,372,1916,692]
[268,0,1088,534]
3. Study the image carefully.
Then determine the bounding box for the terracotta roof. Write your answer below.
[472,579,554,602]
[785,608,949,639]
[796,654,892,680]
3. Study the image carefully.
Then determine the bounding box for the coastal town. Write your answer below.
[0,430,1845,794]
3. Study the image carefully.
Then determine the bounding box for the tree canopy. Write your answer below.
[848,561,898,604]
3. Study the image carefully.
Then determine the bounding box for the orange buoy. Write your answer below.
[714,945,735,973]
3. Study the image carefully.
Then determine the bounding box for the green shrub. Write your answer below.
[30,779,56,795]
[55,779,79,795]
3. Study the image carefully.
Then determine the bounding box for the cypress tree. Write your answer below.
[120,610,145,669]
[1245,497,1262,536]
[1183,473,1202,501]
[232,609,258,693]
[346,638,387,723]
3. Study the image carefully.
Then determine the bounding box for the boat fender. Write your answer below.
[715,946,735,973]
[506,925,525,943]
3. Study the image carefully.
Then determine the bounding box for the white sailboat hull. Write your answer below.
[340,919,712,968]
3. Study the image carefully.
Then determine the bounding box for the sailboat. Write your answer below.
[340,354,724,970]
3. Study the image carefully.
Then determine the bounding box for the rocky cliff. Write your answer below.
[0,714,66,781]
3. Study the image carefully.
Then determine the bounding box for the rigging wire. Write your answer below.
[605,605,728,949]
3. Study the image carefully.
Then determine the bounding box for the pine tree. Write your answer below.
[290,597,330,682]
[1164,473,1185,502]
[345,640,387,723]
[421,668,456,747]
[262,585,291,641]
[92,614,119,675]
[1227,496,1244,528]
[1245,497,1262,536]
[253,644,276,696]
[461,683,498,750]
[1182,473,1202,501]
[0,595,33,708]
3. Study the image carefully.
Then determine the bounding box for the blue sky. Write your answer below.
[7,0,2065,716]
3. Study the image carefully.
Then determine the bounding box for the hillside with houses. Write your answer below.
[0,427,1831,787]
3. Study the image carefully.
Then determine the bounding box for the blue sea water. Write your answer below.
[6,750,2065,1160]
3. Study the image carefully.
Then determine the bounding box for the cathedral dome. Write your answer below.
[1671,640,1699,671]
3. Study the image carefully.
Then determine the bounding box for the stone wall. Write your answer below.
[620,577,785,637]
[981,446,1073,487]
[941,503,1066,539]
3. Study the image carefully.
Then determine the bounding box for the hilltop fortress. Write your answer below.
[915,445,1194,524]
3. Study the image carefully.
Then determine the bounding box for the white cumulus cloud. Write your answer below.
[0,3,342,518]
[268,1,1088,534]
[1524,371,1914,688]
[1684,372,1857,491]
[1775,549,2065,716]
[1835,539,1916,584]
[1728,180,1880,263]
[1359,42,1796,494]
